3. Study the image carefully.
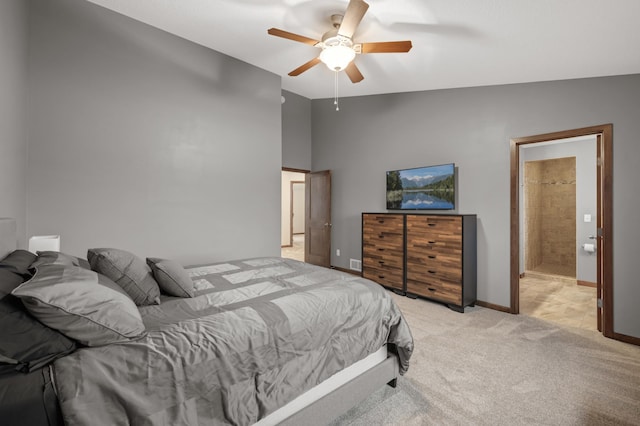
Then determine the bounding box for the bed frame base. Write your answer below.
[279,354,400,426]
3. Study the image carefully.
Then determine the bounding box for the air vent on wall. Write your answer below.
[350,259,362,272]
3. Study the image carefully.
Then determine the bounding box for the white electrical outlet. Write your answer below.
[336,249,341,256]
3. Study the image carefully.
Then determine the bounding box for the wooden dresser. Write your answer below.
[362,213,476,312]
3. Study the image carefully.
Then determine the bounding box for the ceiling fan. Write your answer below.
[267,0,412,84]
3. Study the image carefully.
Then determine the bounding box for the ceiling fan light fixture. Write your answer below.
[319,36,355,71]
[319,45,355,71]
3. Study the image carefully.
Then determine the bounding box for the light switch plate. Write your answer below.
[584,214,592,223]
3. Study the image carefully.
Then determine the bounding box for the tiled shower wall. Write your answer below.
[524,157,576,277]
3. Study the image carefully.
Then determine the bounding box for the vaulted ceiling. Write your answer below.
[86,0,640,99]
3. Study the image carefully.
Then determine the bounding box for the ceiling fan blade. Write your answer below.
[345,62,364,83]
[337,0,369,39]
[288,57,322,76]
[268,28,320,46]
[359,41,413,54]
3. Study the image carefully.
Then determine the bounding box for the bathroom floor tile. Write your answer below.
[520,272,597,331]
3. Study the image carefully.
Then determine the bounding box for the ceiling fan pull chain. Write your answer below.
[334,70,340,111]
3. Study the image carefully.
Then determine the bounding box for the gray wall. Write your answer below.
[311,74,640,338]
[282,90,312,171]
[26,0,282,265]
[520,138,597,283]
[0,0,29,248]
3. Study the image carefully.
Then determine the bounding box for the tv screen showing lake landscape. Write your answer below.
[386,163,455,210]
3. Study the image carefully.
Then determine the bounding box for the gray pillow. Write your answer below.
[12,264,146,347]
[146,258,195,298]
[31,251,91,270]
[87,248,160,306]
[0,249,37,277]
[0,269,77,371]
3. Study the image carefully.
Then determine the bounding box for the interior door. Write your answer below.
[596,134,603,332]
[305,170,331,267]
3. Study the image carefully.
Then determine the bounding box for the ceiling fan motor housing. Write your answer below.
[330,14,344,29]
[320,15,356,72]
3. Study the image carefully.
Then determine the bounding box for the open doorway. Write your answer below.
[519,138,597,330]
[281,169,307,261]
[281,168,332,267]
[510,124,613,338]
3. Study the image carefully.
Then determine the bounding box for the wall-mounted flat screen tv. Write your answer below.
[386,163,455,210]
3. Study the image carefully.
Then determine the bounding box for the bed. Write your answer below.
[0,218,413,426]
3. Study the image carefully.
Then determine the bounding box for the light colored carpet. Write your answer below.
[331,294,640,425]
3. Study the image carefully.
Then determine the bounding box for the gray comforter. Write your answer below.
[54,257,413,426]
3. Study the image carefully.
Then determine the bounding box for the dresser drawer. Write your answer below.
[406,251,461,271]
[406,278,461,305]
[362,250,404,269]
[406,262,462,286]
[363,214,404,228]
[363,231,404,249]
[363,266,403,291]
[407,235,462,263]
[407,215,461,233]
[406,215,462,249]
[363,214,404,237]
[363,244,403,258]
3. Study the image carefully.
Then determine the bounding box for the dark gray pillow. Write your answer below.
[12,264,146,347]
[0,269,77,372]
[146,258,195,298]
[31,251,91,270]
[87,248,160,306]
[0,250,37,277]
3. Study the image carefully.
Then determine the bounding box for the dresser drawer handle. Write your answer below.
[378,220,385,224]
[428,223,436,227]
[428,241,436,244]
[428,255,436,259]
[379,261,385,265]
[428,270,436,274]
[378,275,385,279]
[428,287,436,292]
[378,235,384,239]
[378,248,385,252]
